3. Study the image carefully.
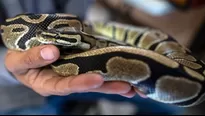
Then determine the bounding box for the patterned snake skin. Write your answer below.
[1,13,205,107]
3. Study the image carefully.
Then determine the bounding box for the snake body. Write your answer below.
[1,13,205,107]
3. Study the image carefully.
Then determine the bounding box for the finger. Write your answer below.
[134,88,148,98]
[120,87,137,98]
[88,81,132,95]
[5,45,60,74]
[39,73,104,96]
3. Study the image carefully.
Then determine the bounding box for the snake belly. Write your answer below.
[1,13,205,107]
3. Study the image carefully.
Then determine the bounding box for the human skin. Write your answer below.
[4,45,147,98]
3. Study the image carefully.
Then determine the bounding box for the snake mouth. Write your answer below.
[59,48,85,56]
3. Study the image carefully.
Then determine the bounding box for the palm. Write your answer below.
[5,45,137,98]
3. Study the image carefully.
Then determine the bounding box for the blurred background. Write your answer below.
[0,0,205,115]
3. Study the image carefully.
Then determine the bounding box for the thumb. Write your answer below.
[5,45,60,74]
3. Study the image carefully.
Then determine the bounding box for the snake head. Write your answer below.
[36,28,82,47]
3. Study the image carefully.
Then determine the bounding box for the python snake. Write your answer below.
[1,13,205,107]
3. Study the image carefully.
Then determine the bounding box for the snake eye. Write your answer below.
[55,34,60,39]
[12,28,25,32]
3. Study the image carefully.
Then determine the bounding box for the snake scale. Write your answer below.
[1,13,205,107]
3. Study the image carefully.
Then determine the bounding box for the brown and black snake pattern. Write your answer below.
[1,13,205,107]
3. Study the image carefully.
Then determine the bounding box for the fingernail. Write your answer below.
[40,47,55,60]
[91,75,104,89]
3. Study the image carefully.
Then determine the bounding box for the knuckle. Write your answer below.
[23,53,36,66]
[5,53,15,72]
[23,50,42,67]
[5,62,19,74]
[5,62,15,73]
[23,48,46,67]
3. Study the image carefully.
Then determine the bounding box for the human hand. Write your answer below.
[4,45,142,98]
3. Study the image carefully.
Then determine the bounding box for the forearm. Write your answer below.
[0,46,21,86]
